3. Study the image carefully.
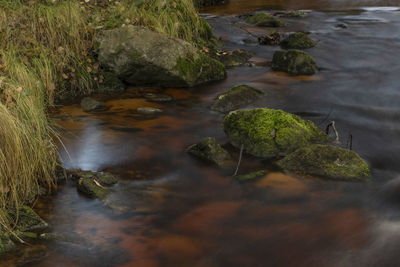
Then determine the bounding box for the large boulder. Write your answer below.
[211,84,264,113]
[271,50,318,75]
[186,137,232,166]
[98,25,226,87]
[280,32,316,49]
[245,13,287,27]
[276,144,370,181]
[223,108,330,158]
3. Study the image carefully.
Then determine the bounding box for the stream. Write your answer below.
[2,1,400,266]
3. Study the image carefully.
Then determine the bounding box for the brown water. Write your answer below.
[3,2,400,267]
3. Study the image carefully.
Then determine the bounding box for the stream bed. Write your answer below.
[2,1,400,266]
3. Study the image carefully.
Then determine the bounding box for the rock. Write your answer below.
[235,170,268,181]
[223,108,330,158]
[194,0,227,7]
[9,206,48,232]
[76,171,118,199]
[98,25,226,87]
[258,31,281,45]
[280,32,316,49]
[274,11,308,18]
[217,49,252,68]
[271,50,318,75]
[135,107,163,115]
[245,13,287,27]
[211,84,264,113]
[186,137,232,166]
[276,144,370,181]
[144,93,174,103]
[97,71,125,93]
[335,23,348,29]
[80,97,107,112]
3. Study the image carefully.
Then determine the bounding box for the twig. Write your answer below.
[326,121,340,143]
[93,179,106,189]
[346,133,353,150]
[233,144,244,177]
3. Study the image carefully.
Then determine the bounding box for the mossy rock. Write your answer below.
[223,108,330,158]
[98,26,226,87]
[235,170,268,181]
[186,137,232,166]
[258,31,281,46]
[245,13,287,27]
[275,11,308,18]
[280,32,316,49]
[9,206,48,232]
[80,97,107,112]
[217,49,252,68]
[76,171,118,199]
[276,144,370,181]
[194,0,227,7]
[97,71,125,93]
[211,84,264,113]
[271,50,318,75]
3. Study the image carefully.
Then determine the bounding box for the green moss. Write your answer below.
[217,50,252,68]
[223,108,330,158]
[235,170,268,181]
[245,13,287,27]
[280,32,316,49]
[97,71,125,93]
[211,84,264,113]
[75,171,119,199]
[186,137,231,166]
[0,233,15,254]
[9,206,48,232]
[277,144,370,181]
[271,50,318,75]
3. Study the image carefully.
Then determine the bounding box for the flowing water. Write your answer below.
[3,1,400,267]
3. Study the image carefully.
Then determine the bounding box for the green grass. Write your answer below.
[0,0,212,240]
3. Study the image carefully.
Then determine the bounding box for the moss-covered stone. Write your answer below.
[97,71,125,93]
[223,108,330,158]
[0,233,15,254]
[186,137,232,166]
[211,84,264,113]
[9,206,48,232]
[76,171,118,199]
[276,144,370,181]
[280,32,316,49]
[258,31,281,45]
[217,49,252,68]
[245,13,287,27]
[275,11,308,18]
[271,50,318,75]
[235,170,268,181]
[80,97,107,112]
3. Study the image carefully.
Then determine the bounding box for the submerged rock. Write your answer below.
[245,13,287,27]
[80,97,107,112]
[217,49,252,68]
[280,32,316,49]
[135,107,163,115]
[194,0,227,6]
[98,26,226,87]
[211,84,264,113]
[271,50,318,75]
[235,170,268,182]
[76,171,118,199]
[223,108,329,158]
[276,144,370,181]
[186,137,232,166]
[144,93,174,103]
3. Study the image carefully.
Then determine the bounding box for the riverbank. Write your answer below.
[0,0,218,251]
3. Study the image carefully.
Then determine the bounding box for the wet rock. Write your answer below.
[97,71,125,93]
[223,108,330,158]
[280,32,316,49]
[271,50,318,75]
[98,26,226,87]
[335,23,348,29]
[235,170,268,182]
[274,11,308,18]
[194,0,227,7]
[76,171,118,199]
[277,144,370,181]
[211,84,264,113]
[244,13,287,27]
[40,232,86,244]
[80,97,107,112]
[135,107,163,115]
[186,137,232,166]
[144,93,174,103]
[217,49,252,68]
[258,31,281,45]
[9,206,48,232]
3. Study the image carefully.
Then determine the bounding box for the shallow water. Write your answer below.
[3,2,400,267]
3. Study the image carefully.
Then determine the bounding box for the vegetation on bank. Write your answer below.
[0,0,214,243]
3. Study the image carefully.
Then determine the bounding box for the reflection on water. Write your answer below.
[3,3,400,267]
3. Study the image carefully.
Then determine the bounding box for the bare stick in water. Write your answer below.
[346,133,353,150]
[233,144,244,177]
[326,121,340,143]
